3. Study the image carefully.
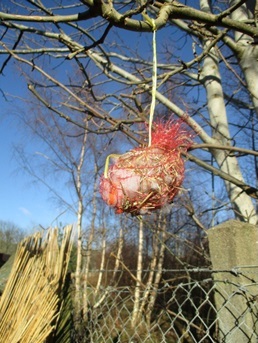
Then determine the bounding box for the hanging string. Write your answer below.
[148,19,157,147]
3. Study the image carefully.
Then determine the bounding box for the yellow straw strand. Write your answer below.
[104,154,121,178]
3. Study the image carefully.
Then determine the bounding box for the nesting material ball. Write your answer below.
[100,119,193,215]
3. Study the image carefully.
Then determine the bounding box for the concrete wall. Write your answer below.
[208,220,258,342]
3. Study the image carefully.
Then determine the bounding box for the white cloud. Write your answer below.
[19,207,32,216]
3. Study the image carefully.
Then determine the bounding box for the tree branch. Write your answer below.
[1,1,258,37]
[185,152,258,200]
[0,9,97,23]
[191,143,258,157]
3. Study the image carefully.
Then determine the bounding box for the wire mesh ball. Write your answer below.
[100,118,193,215]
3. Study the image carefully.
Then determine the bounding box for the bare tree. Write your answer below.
[13,102,109,334]
[74,127,88,327]
[0,1,257,225]
[0,220,25,254]
[1,3,258,339]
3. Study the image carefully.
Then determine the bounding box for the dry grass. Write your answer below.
[0,226,73,343]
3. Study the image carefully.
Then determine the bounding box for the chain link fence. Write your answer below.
[67,267,258,343]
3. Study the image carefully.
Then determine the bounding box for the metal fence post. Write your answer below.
[208,220,258,342]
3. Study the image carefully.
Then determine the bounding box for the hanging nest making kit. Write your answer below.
[99,20,193,215]
[100,119,193,215]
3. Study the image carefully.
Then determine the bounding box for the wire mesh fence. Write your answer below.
[69,267,258,343]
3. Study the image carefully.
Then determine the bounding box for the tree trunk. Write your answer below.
[131,219,144,327]
[200,0,258,224]
[74,130,87,328]
[139,228,159,317]
[111,223,124,285]
[95,226,106,293]
[145,215,167,325]
[229,0,258,116]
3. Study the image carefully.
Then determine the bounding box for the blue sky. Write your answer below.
[0,32,194,232]
[0,118,75,231]
[0,23,164,232]
[0,17,214,231]
[0,64,75,231]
